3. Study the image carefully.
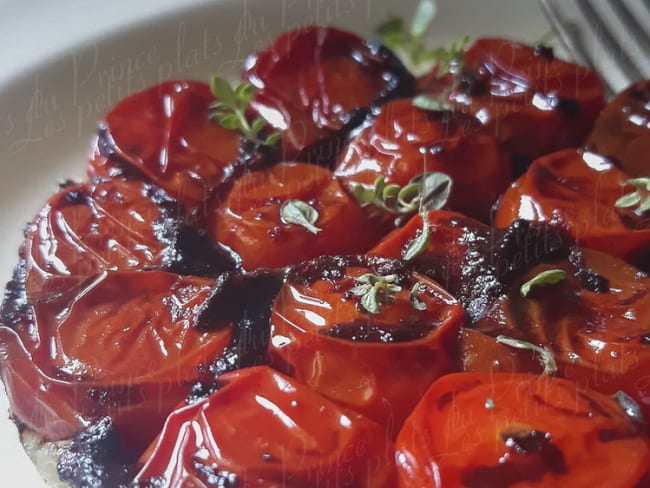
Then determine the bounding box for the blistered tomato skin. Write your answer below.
[438,38,605,162]
[495,148,650,270]
[587,79,650,176]
[208,162,382,271]
[134,366,397,488]
[89,81,251,214]
[243,25,415,166]
[334,99,511,222]
[268,255,465,437]
[0,271,232,452]
[396,373,650,488]
[465,248,650,419]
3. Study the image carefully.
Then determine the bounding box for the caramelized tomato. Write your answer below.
[334,99,510,222]
[20,180,183,301]
[208,162,381,270]
[396,373,650,487]
[0,271,231,451]
[587,79,650,176]
[243,25,415,166]
[464,248,650,419]
[133,366,396,487]
[89,81,248,214]
[268,255,464,437]
[436,38,605,162]
[495,148,650,269]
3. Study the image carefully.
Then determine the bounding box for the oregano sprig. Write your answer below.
[208,75,281,147]
[520,269,567,297]
[495,335,558,375]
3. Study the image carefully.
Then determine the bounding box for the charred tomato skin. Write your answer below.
[334,98,511,222]
[134,366,397,488]
[495,148,650,270]
[0,271,232,452]
[243,25,415,166]
[208,162,382,271]
[268,255,465,437]
[396,373,650,488]
[587,79,650,177]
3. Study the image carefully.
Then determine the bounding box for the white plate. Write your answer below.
[0,0,549,485]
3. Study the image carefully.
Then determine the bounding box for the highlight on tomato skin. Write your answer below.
[0,270,232,453]
[495,148,650,271]
[587,80,650,177]
[439,37,605,163]
[268,254,465,438]
[207,162,383,271]
[242,25,415,166]
[396,372,650,488]
[133,366,397,488]
[462,247,650,420]
[334,98,511,223]
[88,80,250,215]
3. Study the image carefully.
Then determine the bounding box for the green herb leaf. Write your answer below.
[520,269,567,297]
[416,172,453,211]
[495,335,558,375]
[350,273,402,314]
[612,391,646,424]
[409,282,427,311]
[279,200,321,234]
[376,16,403,37]
[615,192,642,209]
[615,178,650,213]
[410,0,437,38]
[208,75,281,147]
[402,213,430,261]
[412,94,451,111]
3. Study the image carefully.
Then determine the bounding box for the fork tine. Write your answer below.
[608,1,650,53]
[575,0,645,82]
[539,0,594,69]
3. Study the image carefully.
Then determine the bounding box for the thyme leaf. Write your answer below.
[279,200,321,234]
[495,335,558,375]
[402,213,431,261]
[350,273,402,314]
[520,269,567,297]
[409,281,427,311]
[615,177,650,213]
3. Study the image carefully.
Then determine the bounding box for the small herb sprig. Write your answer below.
[279,200,321,234]
[208,75,281,147]
[520,269,567,297]
[353,172,452,216]
[615,178,650,214]
[376,0,468,71]
[350,273,402,314]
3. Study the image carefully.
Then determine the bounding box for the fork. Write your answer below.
[539,0,650,97]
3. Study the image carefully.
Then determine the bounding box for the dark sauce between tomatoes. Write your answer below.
[322,319,433,343]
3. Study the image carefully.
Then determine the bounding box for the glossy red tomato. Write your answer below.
[268,255,465,437]
[396,372,650,487]
[334,98,510,222]
[208,162,382,270]
[0,271,231,452]
[463,247,650,420]
[133,366,397,487]
[587,79,650,176]
[421,38,605,162]
[495,148,650,270]
[243,25,415,166]
[20,179,182,301]
[88,80,248,214]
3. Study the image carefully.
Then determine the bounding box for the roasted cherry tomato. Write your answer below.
[88,81,250,214]
[243,25,415,166]
[20,179,184,301]
[370,210,568,322]
[334,99,510,222]
[133,366,397,487]
[420,38,605,163]
[208,162,382,270]
[0,271,231,452]
[495,148,650,270]
[268,255,464,437]
[396,372,650,487]
[463,247,650,419]
[587,79,650,176]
